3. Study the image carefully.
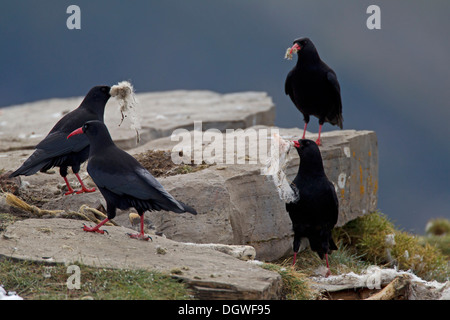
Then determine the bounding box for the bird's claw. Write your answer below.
[82,224,106,235]
[127,232,152,241]
[64,189,75,196]
[75,187,96,194]
[64,186,95,196]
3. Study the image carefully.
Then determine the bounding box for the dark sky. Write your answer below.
[1,1,449,233]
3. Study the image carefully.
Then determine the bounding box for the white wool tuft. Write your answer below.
[262,133,299,203]
[284,46,299,60]
[110,81,141,143]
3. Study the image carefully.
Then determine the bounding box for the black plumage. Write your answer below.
[285,37,343,146]
[286,139,338,276]
[10,85,111,195]
[67,120,197,240]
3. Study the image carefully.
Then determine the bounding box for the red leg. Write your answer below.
[302,123,308,139]
[127,214,152,241]
[74,173,96,194]
[83,218,109,234]
[63,177,75,196]
[292,252,297,266]
[325,253,331,277]
[315,124,323,146]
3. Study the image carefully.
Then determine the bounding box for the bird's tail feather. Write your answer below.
[178,201,197,215]
[9,150,51,177]
[327,113,343,129]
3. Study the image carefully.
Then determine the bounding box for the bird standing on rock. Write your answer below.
[286,139,338,277]
[285,37,343,146]
[10,86,111,195]
[67,120,197,240]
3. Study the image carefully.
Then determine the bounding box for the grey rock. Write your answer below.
[0,90,275,151]
[0,90,380,299]
[0,218,281,300]
[2,126,378,263]
[1,126,378,261]
[124,126,378,261]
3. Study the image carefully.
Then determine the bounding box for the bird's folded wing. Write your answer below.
[34,131,89,159]
[284,70,294,96]
[90,166,184,211]
[327,72,342,105]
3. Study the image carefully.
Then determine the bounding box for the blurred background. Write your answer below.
[0,1,449,233]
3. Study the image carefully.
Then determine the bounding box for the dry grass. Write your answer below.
[133,150,212,177]
[262,261,317,300]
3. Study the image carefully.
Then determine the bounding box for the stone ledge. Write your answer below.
[0,218,281,300]
[123,127,378,261]
[0,90,275,151]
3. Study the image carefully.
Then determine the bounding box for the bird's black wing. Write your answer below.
[326,71,343,128]
[10,130,89,176]
[284,69,295,101]
[88,154,186,213]
[322,180,339,228]
[36,130,88,156]
[33,106,95,160]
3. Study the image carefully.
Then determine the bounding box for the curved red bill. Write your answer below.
[67,127,84,139]
[289,43,301,55]
[292,140,300,148]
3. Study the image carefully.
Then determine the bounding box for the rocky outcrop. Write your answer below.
[0,89,379,299]
[0,218,281,300]
[0,90,275,151]
[6,127,378,262]
[1,90,378,262]
[124,127,378,261]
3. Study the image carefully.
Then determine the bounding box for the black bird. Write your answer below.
[286,139,338,277]
[10,86,111,195]
[285,37,343,146]
[67,120,197,240]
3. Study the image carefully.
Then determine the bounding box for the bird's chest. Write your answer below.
[296,177,328,205]
[293,70,326,97]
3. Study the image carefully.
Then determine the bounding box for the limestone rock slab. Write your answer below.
[125,127,378,261]
[0,90,275,151]
[0,218,281,300]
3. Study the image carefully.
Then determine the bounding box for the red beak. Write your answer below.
[67,127,84,139]
[292,140,300,148]
[289,43,301,55]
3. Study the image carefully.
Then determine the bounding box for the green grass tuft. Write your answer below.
[425,218,450,236]
[336,211,449,282]
[0,259,193,300]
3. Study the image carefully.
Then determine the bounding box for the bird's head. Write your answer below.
[79,85,111,114]
[67,120,108,141]
[88,85,111,101]
[291,139,320,159]
[285,37,317,60]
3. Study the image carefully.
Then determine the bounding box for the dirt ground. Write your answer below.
[133,150,212,177]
